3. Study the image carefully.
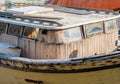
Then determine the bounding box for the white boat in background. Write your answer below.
[0,5,120,84]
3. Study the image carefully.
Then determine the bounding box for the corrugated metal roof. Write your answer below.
[48,0,120,10]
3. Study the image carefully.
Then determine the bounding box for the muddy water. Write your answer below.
[0,66,120,84]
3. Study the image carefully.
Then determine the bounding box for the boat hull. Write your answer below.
[0,51,120,84]
[0,66,120,84]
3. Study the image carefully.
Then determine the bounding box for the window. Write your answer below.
[8,24,22,36]
[104,19,117,33]
[0,23,7,35]
[64,27,82,41]
[119,29,120,36]
[23,27,39,39]
[85,22,103,37]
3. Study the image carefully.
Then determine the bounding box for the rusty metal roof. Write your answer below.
[47,0,120,10]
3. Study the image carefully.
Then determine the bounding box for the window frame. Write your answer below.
[22,27,39,39]
[0,22,8,35]
[104,19,117,33]
[7,24,23,36]
[63,26,83,42]
[85,22,104,38]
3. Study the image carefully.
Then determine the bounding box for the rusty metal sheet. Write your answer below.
[48,0,120,10]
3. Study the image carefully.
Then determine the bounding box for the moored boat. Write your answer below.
[0,5,120,84]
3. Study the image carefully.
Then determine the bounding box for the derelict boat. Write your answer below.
[0,5,120,84]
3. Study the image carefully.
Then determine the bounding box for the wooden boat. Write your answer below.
[0,5,120,84]
[47,0,120,11]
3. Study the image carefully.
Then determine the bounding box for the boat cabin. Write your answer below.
[0,5,119,59]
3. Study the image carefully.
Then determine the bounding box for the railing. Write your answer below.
[0,11,62,28]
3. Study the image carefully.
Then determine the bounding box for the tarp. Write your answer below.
[47,0,120,10]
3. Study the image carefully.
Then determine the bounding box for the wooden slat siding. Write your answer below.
[106,33,110,53]
[40,42,43,59]
[82,40,86,57]
[4,31,119,59]
[80,40,83,58]
[58,44,62,59]
[46,31,55,43]
[88,38,91,56]
[0,34,18,45]
[19,38,29,58]
[47,44,50,59]
[70,42,74,58]
[65,44,68,59]
[44,43,48,59]
[0,29,117,59]
[79,40,82,58]
[104,34,107,53]
[99,34,102,54]
[0,34,5,42]
[0,36,1,42]
[76,41,79,58]
[96,35,100,54]
[19,38,36,59]
[36,42,41,59]
[109,32,113,51]
[55,45,58,59]
[36,41,41,59]
[44,43,47,59]
[87,37,93,56]
[83,39,86,57]
[86,38,89,56]
[87,37,92,56]
[111,32,114,50]
[113,31,117,50]
[0,35,3,42]
[56,45,60,59]
[29,40,36,59]
[77,41,80,58]
[100,34,104,53]
[109,33,112,52]
[54,30,64,43]
[91,36,95,55]
[67,43,70,58]
[40,42,45,59]
[55,30,118,59]
[24,39,30,58]
[107,33,110,52]
[35,42,58,59]
[46,43,49,59]
[19,38,25,57]
[52,44,57,59]
[113,30,118,51]
[94,35,97,55]
[100,34,104,54]
[84,39,88,57]
[60,44,63,59]
[8,35,18,45]
[41,43,45,59]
